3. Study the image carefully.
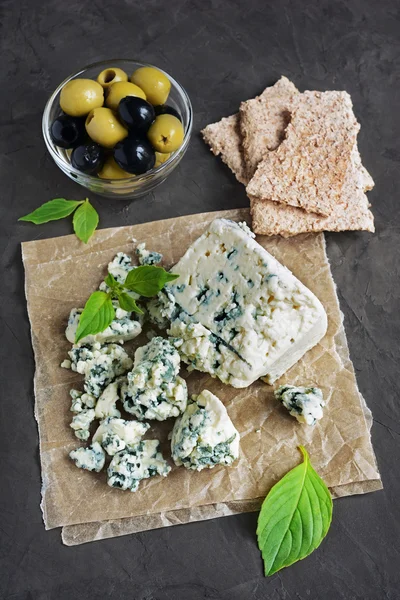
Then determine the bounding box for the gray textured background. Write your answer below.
[1,0,399,598]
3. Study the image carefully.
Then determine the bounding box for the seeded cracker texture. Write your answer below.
[201,114,248,185]
[239,76,300,179]
[250,145,375,236]
[246,90,360,216]
[202,78,374,236]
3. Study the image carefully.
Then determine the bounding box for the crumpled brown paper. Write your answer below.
[22,209,381,546]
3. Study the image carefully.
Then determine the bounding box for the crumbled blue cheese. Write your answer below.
[136,242,163,266]
[98,254,145,316]
[70,409,96,440]
[165,219,327,387]
[94,381,121,419]
[274,385,325,425]
[107,440,171,492]
[121,337,187,421]
[171,389,240,471]
[69,389,96,413]
[69,442,105,472]
[93,416,149,456]
[65,308,142,346]
[147,289,179,329]
[107,252,135,283]
[67,343,133,398]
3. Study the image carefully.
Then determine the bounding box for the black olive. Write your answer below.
[50,115,86,148]
[154,104,182,122]
[71,143,105,174]
[113,137,155,175]
[118,97,155,133]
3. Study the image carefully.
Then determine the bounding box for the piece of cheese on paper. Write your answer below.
[167,219,327,386]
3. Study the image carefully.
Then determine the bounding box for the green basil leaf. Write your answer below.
[75,291,115,343]
[257,446,332,576]
[104,273,118,290]
[19,198,83,224]
[73,199,99,244]
[124,265,179,297]
[118,292,143,314]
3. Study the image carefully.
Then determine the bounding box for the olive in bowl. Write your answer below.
[114,137,155,175]
[155,151,171,167]
[71,143,105,175]
[85,107,128,148]
[106,81,146,111]
[147,114,184,153]
[118,97,155,132]
[50,115,86,148]
[131,67,171,105]
[154,104,182,122]
[97,67,128,89]
[98,156,132,179]
[60,79,104,117]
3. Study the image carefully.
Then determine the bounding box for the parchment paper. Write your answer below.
[22,209,382,545]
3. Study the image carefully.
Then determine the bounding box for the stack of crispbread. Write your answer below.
[201,76,374,237]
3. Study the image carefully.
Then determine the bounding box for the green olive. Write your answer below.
[131,67,171,105]
[98,156,132,179]
[106,81,146,111]
[148,115,184,153]
[97,67,128,89]
[60,79,104,117]
[85,107,128,148]
[155,151,171,167]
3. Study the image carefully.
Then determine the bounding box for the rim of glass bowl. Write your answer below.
[42,59,193,184]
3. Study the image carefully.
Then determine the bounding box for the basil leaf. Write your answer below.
[124,265,179,297]
[104,273,119,290]
[257,446,332,576]
[75,291,115,343]
[118,292,143,314]
[19,198,83,224]
[73,199,99,244]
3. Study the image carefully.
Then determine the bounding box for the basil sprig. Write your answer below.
[75,266,179,344]
[257,446,332,576]
[19,198,99,244]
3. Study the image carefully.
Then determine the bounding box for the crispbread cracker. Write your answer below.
[250,146,374,236]
[201,81,374,237]
[246,91,360,216]
[240,76,299,178]
[201,114,247,184]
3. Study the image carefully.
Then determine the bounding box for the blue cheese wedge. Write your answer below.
[121,337,187,421]
[65,307,142,346]
[107,440,171,492]
[171,389,240,471]
[166,219,327,387]
[70,442,105,472]
[67,343,133,398]
[93,416,150,456]
[70,409,96,440]
[170,319,254,388]
[136,242,163,266]
[274,384,325,425]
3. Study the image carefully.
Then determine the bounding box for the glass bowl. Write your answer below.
[42,59,193,199]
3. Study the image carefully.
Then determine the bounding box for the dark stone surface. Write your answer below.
[0,0,399,598]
